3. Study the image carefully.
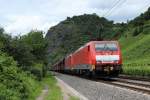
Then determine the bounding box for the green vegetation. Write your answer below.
[118,7,150,76]
[44,74,63,100]
[120,34,150,64]
[2,31,48,80]
[0,29,49,99]
[123,66,150,77]
[0,51,43,100]
[69,96,79,100]
[119,28,150,76]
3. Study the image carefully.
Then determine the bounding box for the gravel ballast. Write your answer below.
[54,72,150,100]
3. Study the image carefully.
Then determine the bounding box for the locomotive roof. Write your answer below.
[87,41,118,44]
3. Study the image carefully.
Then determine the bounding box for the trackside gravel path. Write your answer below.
[55,72,150,100]
[36,85,49,100]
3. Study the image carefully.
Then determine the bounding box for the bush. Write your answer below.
[0,83,20,100]
[1,30,48,80]
[143,27,150,34]
[31,63,43,81]
[0,52,41,100]
[0,52,22,99]
[132,26,143,36]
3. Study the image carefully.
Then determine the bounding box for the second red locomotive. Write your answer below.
[52,41,122,77]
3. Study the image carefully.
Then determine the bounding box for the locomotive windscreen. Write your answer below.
[95,43,118,51]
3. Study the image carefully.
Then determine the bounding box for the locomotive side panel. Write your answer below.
[71,44,93,70]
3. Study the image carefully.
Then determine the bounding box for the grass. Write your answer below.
[123,65,150,77]
[120,34,150,62]
[69,96,79,100]
[119,33,150,77]
[44,73,63,100]
[28,72,63,100]
[28,77,43,100]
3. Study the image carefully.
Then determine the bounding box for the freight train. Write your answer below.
[52,41,122,77]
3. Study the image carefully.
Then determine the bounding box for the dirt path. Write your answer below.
[36,85,49,100]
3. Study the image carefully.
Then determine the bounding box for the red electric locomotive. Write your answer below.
[53,41,122,77]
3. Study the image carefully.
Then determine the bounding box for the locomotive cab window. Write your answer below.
[95,43,118,51]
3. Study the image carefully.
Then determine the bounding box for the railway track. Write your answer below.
[119,74,150,82]
[97,77,150,95]
[77,74,150,95]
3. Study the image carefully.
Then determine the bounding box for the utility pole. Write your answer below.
[97,23,103,41]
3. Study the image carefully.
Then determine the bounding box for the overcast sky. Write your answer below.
[0,0,150,36]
